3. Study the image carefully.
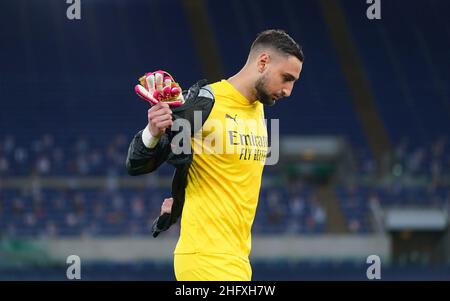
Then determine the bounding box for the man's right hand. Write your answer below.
[147,102,173,137]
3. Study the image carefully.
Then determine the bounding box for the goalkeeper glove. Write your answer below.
[134,70,184,107]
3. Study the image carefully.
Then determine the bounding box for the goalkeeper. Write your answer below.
[126,29,303,281]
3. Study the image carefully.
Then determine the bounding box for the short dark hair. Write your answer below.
[250,29,304,62]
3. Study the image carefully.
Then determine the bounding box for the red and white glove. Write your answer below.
[134,70,184,107]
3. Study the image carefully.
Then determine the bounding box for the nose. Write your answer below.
[282,82,294,98]
[282,88,292,98]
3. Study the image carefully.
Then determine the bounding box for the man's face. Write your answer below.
[255,54,303,106]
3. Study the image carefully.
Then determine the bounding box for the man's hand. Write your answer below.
[135,70,184,106]
[160,197,173,215]
[147,102,173,137]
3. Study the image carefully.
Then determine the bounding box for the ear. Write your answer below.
[256,52,270,73]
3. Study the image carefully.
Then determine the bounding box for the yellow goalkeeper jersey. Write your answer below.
[174,79,268,260]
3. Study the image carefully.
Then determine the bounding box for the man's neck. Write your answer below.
[227,69,257,103]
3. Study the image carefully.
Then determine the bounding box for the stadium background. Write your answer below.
[0,0,449,280]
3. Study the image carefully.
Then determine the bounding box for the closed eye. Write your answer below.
[282,73,297,82]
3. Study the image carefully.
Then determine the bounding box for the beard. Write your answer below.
[255,74,275,106]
